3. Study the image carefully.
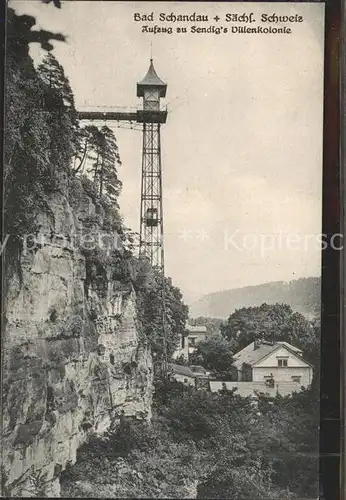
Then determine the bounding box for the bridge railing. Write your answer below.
[77,105,168,114]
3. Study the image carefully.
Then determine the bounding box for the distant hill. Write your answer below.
[189,277,321,320]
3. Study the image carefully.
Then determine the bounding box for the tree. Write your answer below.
[253,389,319,498]
[61,375,318,500]
[95,126,122,201]
[133,259,189,359]
[189,334,236,379]
[78,125,122,202]
[37,53,80,171]
[42,0,61,8]
[221,303,317,358]
[4,10,66,240]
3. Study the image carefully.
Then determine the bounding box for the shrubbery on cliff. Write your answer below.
[5,9,122,240]
[61,380,318,499]
[4,7,188,361]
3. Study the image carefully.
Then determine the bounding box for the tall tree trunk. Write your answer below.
[93,149,100,183]
[99,156,104,197]
[73,139,89,174]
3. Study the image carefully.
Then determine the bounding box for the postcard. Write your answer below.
[2,1,326,498]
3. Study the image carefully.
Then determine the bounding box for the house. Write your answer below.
[172,333,189,360]
[169,363,196,386]
[169,363,210,390]
[232,340,313,388]
[189,365,210,376]
[210,340,313,398]
[186,325,208,354]
[172,324,208,360]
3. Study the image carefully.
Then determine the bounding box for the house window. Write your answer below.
[189,338,196,347]
[278,359,288,367]
[292,376,301,383]
[184,378,188,384]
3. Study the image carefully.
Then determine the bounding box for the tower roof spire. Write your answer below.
[137,59,167,98]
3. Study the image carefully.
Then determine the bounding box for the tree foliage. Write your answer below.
[4,9,66,238]
[189,334,236,379]
[221,303,319,360]
[132,259,189,359]
[62,380,318,499]
[81,125,122,201]
[4,11,122,242]
[37,53,80,170]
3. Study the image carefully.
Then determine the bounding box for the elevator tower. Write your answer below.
[137,59,167,272]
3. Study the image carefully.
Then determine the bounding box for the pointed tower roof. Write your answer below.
[137,59,167,98]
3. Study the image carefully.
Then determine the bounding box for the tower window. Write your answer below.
[144,90,160,110]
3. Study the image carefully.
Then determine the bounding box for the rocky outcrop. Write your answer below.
[2,187,153,497]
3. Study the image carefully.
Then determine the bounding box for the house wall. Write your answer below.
[210,381,307,397]
[172,372,195,386]
[238,364,252,382]
[253,366,312,386]
[173,330,208,358]
[251,347,313,386]
[172,334,189,360]
[187,333,207,354]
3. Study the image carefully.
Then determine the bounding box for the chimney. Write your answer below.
[254,340,261,350]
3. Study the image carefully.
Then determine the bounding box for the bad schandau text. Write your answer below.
[133,12,304,35]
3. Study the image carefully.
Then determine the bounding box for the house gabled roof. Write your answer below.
[276,341,302,355]
[186,325,207,334]
[169,363,195,378]
[190,365,207,374]
[233,342,277,369]
[233,341,313,369]
[253,343,314,368]
[169,363,209,379]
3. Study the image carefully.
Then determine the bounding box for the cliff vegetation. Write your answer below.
[2,8,187,497]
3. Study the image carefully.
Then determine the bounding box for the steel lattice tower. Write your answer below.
[137,59,167,272]
[78,59,169,373]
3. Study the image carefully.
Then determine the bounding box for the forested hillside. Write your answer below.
[190,277,321,319]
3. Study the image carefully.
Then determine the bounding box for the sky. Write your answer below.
[11,1,325,305]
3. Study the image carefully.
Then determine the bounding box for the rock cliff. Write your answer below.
[2,184,153,497]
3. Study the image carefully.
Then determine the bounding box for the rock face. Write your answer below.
[2,187,153,497]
